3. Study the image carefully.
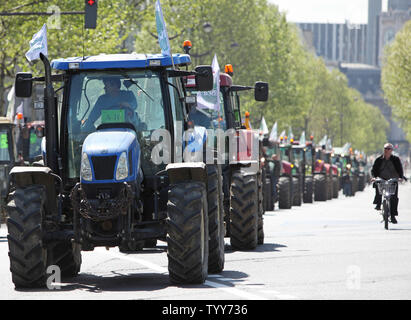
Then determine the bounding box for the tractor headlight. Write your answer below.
[116,152,129,181]
[81,153,93,181]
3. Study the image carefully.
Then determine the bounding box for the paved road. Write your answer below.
[1,179,410,300]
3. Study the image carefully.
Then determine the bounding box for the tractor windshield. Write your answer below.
[280,146,290,162]
[28,128,43,161]
[292,148,303,165]
[187,88,226,130]
[0,130,11,163]
[66,70,165,179]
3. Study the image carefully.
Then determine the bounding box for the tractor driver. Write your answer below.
[82,77,141,132]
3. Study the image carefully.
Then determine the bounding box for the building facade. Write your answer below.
[297,22,368,64]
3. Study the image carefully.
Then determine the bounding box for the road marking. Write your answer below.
[106,251,268,300]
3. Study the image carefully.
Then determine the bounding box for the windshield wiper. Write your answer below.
[121,73,154,102]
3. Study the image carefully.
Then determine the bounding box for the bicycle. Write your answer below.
[374,178,399,230]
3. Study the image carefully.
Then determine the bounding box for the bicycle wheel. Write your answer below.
[383,200,389,230]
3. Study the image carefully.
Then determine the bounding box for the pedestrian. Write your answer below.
[371,143,407,223]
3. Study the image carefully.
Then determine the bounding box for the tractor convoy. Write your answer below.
[0,15,372,290]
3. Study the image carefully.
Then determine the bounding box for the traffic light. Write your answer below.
[85,0,97,29]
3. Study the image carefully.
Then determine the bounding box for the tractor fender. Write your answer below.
[331,164,339,176]
[324,163,331,175]
[166,162,208,184]
[282,160,292,175]
[8,166,59,214]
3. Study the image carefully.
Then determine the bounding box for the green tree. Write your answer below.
[0,0,148,115]
[382,20,411,141]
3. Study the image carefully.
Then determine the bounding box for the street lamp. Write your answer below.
[203,22,212,33]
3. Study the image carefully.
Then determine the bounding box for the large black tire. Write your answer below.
[6,185,80,287]
[257,170,264,245]
[352,175,358,195]
[47,241,81,278]
[167,181,209,284]
[332,176,339,199]
[6,185,48,288]
[303,177,314,203]
[327,175,333,200]
[314,174,327,201]
[222,165,231,238]
[278,176,292,209]
[229,170,258,250]
[358,174,365,191]
[264,176,274,212]
[292,177,302,206]
[207,165,225,274]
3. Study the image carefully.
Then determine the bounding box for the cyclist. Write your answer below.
[371,143,407,223]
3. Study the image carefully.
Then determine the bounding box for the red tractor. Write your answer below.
[184,62,268,250]
[313,145,339,201]
[277,136,295,209]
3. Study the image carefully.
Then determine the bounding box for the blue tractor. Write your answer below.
[7,51,221,288]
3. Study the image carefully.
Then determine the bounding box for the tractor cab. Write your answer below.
[279,137,294,176]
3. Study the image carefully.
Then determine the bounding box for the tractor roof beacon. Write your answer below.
[9,51,217,288]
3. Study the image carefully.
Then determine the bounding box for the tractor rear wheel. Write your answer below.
[167,181,209,284]
[314,174,327,201]
[303,177,314,203]
[207,165,225,274]
[229,170,258,250]
[257,170,265,245]
[278,177,292,209]
[292,177,302,206]
[332,176,339,199]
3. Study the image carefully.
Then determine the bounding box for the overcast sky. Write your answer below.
[268,0,388,24]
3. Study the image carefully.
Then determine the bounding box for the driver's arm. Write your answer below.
[82,96,104,131]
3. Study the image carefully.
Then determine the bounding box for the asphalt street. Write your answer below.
[1,178,410,300]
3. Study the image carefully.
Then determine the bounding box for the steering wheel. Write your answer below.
[81,103,137,130]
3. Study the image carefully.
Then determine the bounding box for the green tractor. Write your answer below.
[301,136,315,204]
[334,146,355,197]
[261,124,281,211]
[313,143,339,201]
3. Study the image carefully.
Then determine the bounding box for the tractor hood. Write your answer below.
[81,128,141,184]
[82,128,136,156]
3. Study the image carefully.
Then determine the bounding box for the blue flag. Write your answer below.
[155,0,171,57]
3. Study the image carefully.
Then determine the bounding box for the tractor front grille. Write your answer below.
[91,155,117,181]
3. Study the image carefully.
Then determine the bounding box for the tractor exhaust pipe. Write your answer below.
[40,53,59,174]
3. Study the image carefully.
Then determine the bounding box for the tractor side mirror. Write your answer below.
[255,81,269,102]
[194,65,213,91]
[15,73,33,98]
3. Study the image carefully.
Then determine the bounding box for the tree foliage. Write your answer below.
[382,20,411,141]
[0,0,389,153]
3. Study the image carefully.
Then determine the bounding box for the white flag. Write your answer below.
[25,24,48,62]
[260,117,269,135]
[197,54,220,111]
[155,0,171,57]
[300,131,306,146]
[269,122,278,142]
